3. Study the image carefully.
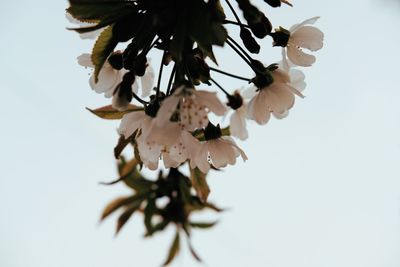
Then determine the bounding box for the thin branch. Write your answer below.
[210,78,230,96]
[209,67,251,82]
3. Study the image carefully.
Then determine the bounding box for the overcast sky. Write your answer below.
[1,0,400,266]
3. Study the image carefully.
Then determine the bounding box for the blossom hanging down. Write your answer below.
[226,90,250,141]
[77,53,155,109]
[271,17,324,67]
[155,86,227,131]
[191,123,248,173]
[247,67,304,124]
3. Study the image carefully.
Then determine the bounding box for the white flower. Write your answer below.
[247,68,303,124]
[118,111,161,170]
[155,86,227,131]
[226,90,250,141]
[192,136,248,173]
[230,104,248,140]
[77,54,155,100]
[66,13,102,40]
[285,17,324,67]
[279,49,307,93]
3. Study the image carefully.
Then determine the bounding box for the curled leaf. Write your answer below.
[190,168,210,202]
[86,104,143,120]
[163,231,180,266]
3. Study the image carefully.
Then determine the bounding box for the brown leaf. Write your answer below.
[100,196,132,221]
[163,231,180,266]
[190,168,210,202]
[115,202,140,234]
[114,134,134,159]
[86,104,142,120]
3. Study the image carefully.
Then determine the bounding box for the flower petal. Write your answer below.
[287,45,316,67]
[290,26,324,51]
[193,90,227,116]
[77,53,94,68]
[154,95,180,127]
[248,91,271,125]
[118,111,146,138]
[230,108,248,140]
[140,65,155,97]
[290,16,320,32]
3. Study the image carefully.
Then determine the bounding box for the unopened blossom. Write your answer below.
[77,54,155,100]
[247,68,303,124]
[155,86,227,131]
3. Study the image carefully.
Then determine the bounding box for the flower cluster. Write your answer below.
[67,0,324,264]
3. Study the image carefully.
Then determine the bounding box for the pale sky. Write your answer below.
[1,0,400,266]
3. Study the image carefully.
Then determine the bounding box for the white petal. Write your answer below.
[272,69,291,84]
[290,16,320,32]
[289,69,306,92]
[181,131,202,167]
[140,65,155,97]
[77,53,94,68]
[118,111,146,138]
[287,45,316,67]
[248,92,271,125]
[193,143,210,173]
[230,108,248,140]
[154,95,180,127]
[264,84,295,114]
[193,90,227,116]
[91,63,121,94]
[223,136,248,161]
[290,26,324,51]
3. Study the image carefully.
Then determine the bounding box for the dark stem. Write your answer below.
[227,36,253,62]
[225,0,242,25]
[226,39,259,74]
[209,67,251,82]
[132,91,148,105]
[166,63,176,96]
[156,51,166,100]
[223,19,250,28]
[210,78,230,96]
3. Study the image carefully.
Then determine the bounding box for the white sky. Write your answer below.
[1,0,400,266]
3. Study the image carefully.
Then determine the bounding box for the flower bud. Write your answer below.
[112,72,135,111]
[108,52,124,70]
[227,92,244,110]
[264,0,281,7]
[270,27,290,47]
[240,28,260,54]
[249,14,272,38]
[204,122,222,140]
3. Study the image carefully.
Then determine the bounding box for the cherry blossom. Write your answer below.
[285,17,324,67]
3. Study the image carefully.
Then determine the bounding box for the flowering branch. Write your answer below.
[66,0,324,264]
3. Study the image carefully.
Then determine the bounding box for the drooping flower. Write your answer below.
[247,68,303,124]
[226,91,249,141]
[191,123,248,173]
[154,86,227,131]
[272,17,324,67]
[286,17,324,66]
[77,54,155,102]
[118,110,161,170]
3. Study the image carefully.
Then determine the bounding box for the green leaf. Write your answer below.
[163,231,180,266]
[100,195,143,221]
[91,26,118,82]
[67,0,134,21]
[190,168,210,202]
[114,133,135,159]
[115,201,141,234]
[188,0,227,47]
[187,239,202,263]
[120,158,152,192]
[145,220,170,237]
[86,105,143,120]
[144,198,156,234]
[189,221,218,229]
